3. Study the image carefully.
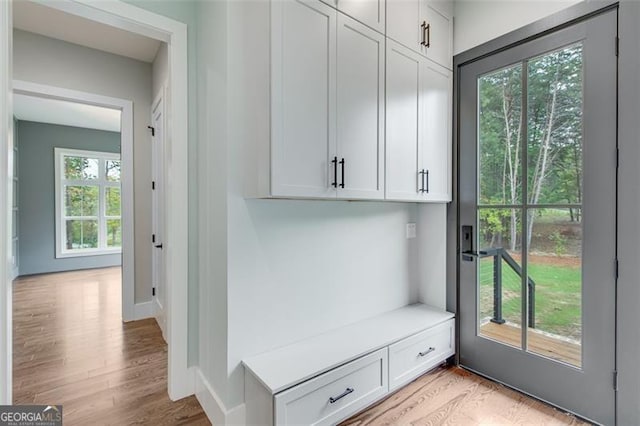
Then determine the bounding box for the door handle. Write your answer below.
[425,22,431,48]
[425,169,429,193]
[419,169,426,193]
[339,158,345,188]
[418,347,436,357]
[155,244,163,249]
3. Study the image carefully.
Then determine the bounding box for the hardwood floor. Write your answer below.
[342,365,589,426]
[12,267,209,426]
[480,322,581,367]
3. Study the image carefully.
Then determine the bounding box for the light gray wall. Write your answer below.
[453,0,580,54]
[122,0,199,367]
[195,0,423,411]
[17,121,121,275]
[13,29,152,302]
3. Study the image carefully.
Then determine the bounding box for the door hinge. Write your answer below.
[616,36,620,57]
[152,287,156,297]
[614,371,619,391]
[152,234,156,243]
[152,181,156,190]
[147,125,155,137]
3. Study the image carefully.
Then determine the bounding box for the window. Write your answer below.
[55,148,121,258]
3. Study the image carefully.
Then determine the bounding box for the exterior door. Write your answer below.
[458,9,617,424]
[151,93,166,338]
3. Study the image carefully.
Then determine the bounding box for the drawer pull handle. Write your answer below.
[418,347,436,357]
[329,387,354,404]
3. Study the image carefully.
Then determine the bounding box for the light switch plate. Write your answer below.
[406,223,417,239]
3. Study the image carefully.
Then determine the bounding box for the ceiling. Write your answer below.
[14,94,121,132]
[13,0,162,63]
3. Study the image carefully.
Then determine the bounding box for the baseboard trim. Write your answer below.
[195,368,246,425]
[132,301,154,320]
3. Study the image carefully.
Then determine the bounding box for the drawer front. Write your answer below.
[274,348,388,426]
[388,319,454,391]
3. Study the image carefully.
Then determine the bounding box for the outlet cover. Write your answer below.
[406,223,417,239]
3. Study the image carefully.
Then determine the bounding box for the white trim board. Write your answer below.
[14,80,135,324]
[195,368,246,426]
[1,1,192,402]
[0,0,12,405]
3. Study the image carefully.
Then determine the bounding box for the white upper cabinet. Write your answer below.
[386,39,451,202]
[337,0,386,34]
[336,14,385,200]
[386,41,422,201]
[271,0,338,198]
[421,59,451,201]
[387,0,453,69]
[423,1,453,69]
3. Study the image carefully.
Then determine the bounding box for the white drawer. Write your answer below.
[388,319,454,391]
[274,348,388,426]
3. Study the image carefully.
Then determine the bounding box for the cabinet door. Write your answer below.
[421,1,453,69]
[337,0,385,34]
[336,14,385,200]
[385,40,423,201]
[271,0,338,198]
[421,59,451,201]
[386,0,422,53]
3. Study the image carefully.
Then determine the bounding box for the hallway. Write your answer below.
[12,267,208,425]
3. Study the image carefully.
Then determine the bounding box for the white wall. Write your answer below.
[197,0,422,412]
[454,0,581,54]
[13,29,153,303]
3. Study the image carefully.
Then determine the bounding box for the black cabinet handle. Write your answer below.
[425,169,429,193]
[421,21,427,46]
[426,22,431,48]
[331,157,338,188]
[339,158,345,188]
[329,387,354,404]
[155,244,163,249]
[419,169,425,193]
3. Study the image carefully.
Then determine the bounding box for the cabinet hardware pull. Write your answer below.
[419,169,426,193]
[421,21,427,46]
[339,158,345,188]
[155,244,163,249]
[426,22,431,48]
[329,387,354,404]
[331,157,338,188]
[418,347,436,357]
[425,169,430,193]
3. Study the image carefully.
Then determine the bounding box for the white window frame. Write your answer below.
[54,147,122,258]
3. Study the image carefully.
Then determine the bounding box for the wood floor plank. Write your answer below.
[341,366,590,426]
[12,267,210,426]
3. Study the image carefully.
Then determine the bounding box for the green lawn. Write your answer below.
[479,258,582,341]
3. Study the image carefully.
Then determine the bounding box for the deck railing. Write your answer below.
[475,248,536,328]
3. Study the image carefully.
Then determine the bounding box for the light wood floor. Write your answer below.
[480,322,581,367]
[342,366,589,426]
[12,267,209,425]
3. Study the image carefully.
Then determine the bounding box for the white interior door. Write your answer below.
[336,13,384,200]
[151,92,166,339]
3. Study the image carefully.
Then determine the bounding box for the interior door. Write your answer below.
[458,9,617,424]
[336,13,384,200]
[151,94,166,338]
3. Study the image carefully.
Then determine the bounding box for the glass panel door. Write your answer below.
[459,9,617,425]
